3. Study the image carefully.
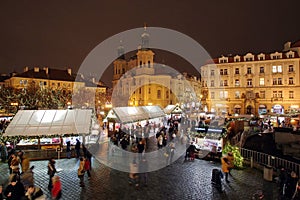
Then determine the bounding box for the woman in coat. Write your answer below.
[78,157,85,187]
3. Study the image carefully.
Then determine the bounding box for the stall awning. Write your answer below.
[3,109,92,137]
[163,105,182,115]
[112,106,165,124]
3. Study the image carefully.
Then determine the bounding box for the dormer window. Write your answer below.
[258,53,265,61]
[218,56,228,63]
[234,55,241,62]
[244,53,254,62]
[286,50,295,59]
[270,52,282,59]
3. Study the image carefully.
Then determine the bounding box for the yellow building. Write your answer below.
[3,67,107,108]
[201,41,300,115]
[112,30,202,109]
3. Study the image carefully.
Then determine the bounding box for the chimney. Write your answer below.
[34,67,39,72]
[283,41,291,51]
[67,68,72,75]
[43,67,49,74]
[24,66,29,72]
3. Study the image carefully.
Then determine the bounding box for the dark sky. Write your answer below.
[1,1,300,86]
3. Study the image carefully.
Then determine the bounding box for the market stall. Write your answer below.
[105,105,165,136]
[3,109,94,160]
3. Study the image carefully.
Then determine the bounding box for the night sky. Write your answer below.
[1,1,300,86]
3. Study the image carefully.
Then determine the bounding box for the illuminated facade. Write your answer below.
[112,30,202,109]
[201,41,300,115]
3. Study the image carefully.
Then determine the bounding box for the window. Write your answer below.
[235,79,240,86]
[273,78,277,85]
[278,91,283,98]
[235,68,239,74]
[246,58,253,61]
[235,58,240,62]
[272,65,282,73]
[247,79,252,86]
[224,69,228,75]
[247,67,252,74]
[260,91,265,99]
[157,90,161,99]
[148,88,151,94]
[220,80,223,86]
[278,78,282,85]
[211,92,215,99]
[273,91,277,98]
[289,91,294,99]
[166,91,169,99]
[220,91,228,99]
[220,69,223,75]
[20,80,23,85]
[260,67,264,73]
[139,88,142,94]
[211,70,215,76]
[224,80,228,86]
[289,65,294,72]
[235,91,240,99]
[289,77,294,85]
[210,80,214,87]
[259,78,264,86]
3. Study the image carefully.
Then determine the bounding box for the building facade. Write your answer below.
[201,41,300,116]
[112,30,202,109]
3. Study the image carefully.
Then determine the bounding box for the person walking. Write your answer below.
[3,174,25,200]
[75,139,81,158]
[285,171,298,199]
[221,156,230,183]
[84,157,91,179]
[66,139,71,159]
[227,152,234,175]
[24,184,45,200]
[51,176,62,200]
[78,157,85,187]
[47,158,57,191]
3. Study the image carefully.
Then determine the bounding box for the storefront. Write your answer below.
[164,104,183,121]
[258,104,267,115]
[272,104,284,114]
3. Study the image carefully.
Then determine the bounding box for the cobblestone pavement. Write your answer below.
[0,154,279,200]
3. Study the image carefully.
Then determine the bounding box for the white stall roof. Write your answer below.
[164,104,182,115]
[3,109,92,137]
[112,106,165,124]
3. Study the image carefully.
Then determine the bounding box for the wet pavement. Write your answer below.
[0,154,279,200]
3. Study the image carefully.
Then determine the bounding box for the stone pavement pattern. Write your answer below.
[0,156,279,200]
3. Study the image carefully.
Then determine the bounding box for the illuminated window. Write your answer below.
[272,65,282,73]
[259,78,264,86]
[235,79,240,86]
[235,91,240,99]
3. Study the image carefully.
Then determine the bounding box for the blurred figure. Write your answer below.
[227,152,234,175]
[18,151,30,174]
[75,139,81,158]
[20,166,35,190]
[51,176,62,200]
[47,158,57,190]
[4,174,25,200]
[285,171,298,199]
[24,184,45,200]
[66,138,71,159]
[221,157,230,183]
[78,157,85,187]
